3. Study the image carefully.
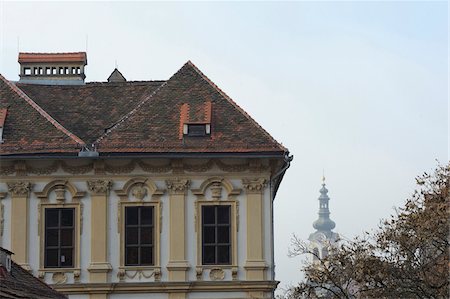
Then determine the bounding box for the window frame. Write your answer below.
[119,201,161,271]
[40,203,81,271]
[201,205,232,265]
[124,205,155,266]
[44,207,75,268]
[196,200,238,269]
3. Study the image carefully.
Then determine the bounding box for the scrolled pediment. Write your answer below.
[115,177,165,200]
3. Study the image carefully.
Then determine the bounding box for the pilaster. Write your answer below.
[87,180,112,283]
[166,179,190,282]
[7,181,32,271]
[242,178,268,280]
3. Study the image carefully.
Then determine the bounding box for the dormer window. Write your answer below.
[0,109,7,143]
[179,101,212,139]
[184,124,211,137]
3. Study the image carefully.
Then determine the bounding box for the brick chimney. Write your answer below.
[18,52,87,85]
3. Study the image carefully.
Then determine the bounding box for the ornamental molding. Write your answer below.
[35,180,86,202]
[0,158,270,176]
[117,268,161,282]
[209,268,225,281]
[166,179,190,194]
[115,177,165,200]
[87,180,112,195]
[7,181,32,196]
[52,272,67,284]
[242,178,268,193]
[191,177,241,199]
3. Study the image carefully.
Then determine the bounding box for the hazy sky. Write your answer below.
[0,1,448,294]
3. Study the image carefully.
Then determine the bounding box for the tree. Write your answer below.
[284,163,449,299]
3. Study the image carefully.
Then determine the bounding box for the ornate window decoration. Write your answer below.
[35,180,85,280]
[114,177,165,281]
[191,177,241,280]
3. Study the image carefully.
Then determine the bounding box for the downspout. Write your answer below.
[269,152,293,295]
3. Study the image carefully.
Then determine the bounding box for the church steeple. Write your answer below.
[308,176,339,262]
[312,176,336,233]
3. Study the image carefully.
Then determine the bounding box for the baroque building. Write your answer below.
[308,177,339,263]
[0,52,292,299]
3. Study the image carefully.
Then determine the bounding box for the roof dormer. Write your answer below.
[0,247,12,273]
[180,101,212,138]
[0,108,6,143]
[18,52,87,85]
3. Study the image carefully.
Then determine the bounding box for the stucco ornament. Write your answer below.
[131,184,147,200]
[210,182,223,200]
[7,181,32,196]
[242,178,267,192]
[209,268,225,281]
[87,180,112,194]
[52,272,67,284]
[166,179,190,193]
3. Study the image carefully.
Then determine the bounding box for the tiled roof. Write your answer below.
[0,108,7,128]
[0,62,286,156]
[0,75,83,155]
[18,52,87,64]
[0,261,67,299]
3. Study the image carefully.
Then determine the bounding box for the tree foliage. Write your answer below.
[284,163,449,299]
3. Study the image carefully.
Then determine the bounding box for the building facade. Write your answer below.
[0,53,291,299]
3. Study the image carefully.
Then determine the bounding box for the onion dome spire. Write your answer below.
[312,176,336,232]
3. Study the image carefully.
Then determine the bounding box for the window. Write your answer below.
[44,208,74,268]
[24,68,31,75]
[202,205,231,265]
[125,206,154,266]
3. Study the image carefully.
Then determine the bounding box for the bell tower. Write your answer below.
[308,177,339,263]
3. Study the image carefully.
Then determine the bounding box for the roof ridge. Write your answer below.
[0,74,85,146]
[94,80,168,145]
[186,61,286,151]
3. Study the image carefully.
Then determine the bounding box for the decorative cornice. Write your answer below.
[166,179,190,194]
[7,181,32,196]
[242,178,267,194]
[52,280,279,294]
[87,180,112,195]
[60,161,93,174]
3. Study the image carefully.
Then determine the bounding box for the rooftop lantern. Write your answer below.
[18,52,87,85]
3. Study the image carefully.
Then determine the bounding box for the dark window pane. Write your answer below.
[202,206,215,224]
[217,206,230,224]
[141,207,153,225]
[217,226,230,243]
[140,247,153,265]
[45,249,59,267]
[140,227,153,245]
[188,124,206,136]
[203,227,216,244]
[46,209,59,227]
[126,207,138,225]
[61,209,74,227]
[46,229,58,246]
[60,229,73,246]
[126,228,138,245]
[60,249,73,267]
[217,245,230,264]
[126,247,138,265]
[203,245,215,264]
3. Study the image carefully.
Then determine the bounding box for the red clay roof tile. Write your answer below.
[18,52,87,64]
[0,109,6,128]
